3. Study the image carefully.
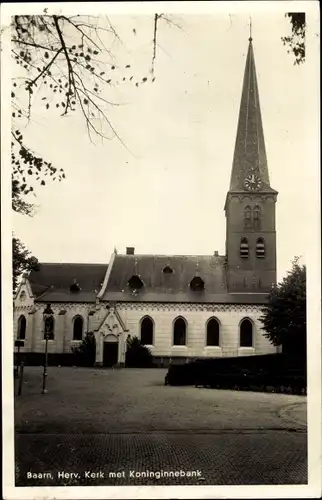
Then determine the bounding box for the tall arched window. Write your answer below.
[17,315,26,340]
[240,238,249,258]
[256,237,265,258]
[44,316,55,340]
[206,318,220,346]
[140,316,154,345]
[173,317,187,346]
[253,205,261,229]
[244,205,252,228]
[73,316,83,341]
[240,318,253,347]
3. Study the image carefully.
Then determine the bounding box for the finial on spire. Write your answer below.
[249,16,253,42]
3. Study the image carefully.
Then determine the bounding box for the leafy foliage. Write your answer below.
[71,331,96,366]
[11,14,180,298]
[11,14,179,215]
[259,258,306,357]
[125,335,153,368]
[12,129,65,214]
[12,236,39,293]
[282,13,306,65]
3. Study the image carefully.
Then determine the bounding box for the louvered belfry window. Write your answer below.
[256,237,265,258]
[240,238,249,258]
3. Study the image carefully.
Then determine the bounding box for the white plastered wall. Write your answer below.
[116,302,277,359]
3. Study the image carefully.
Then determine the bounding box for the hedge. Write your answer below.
[164,354,306,394]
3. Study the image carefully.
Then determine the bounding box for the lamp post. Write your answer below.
[14,339,24,376]
[42,303,54,394]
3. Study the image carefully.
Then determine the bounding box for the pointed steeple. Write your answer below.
[229,37,273,192]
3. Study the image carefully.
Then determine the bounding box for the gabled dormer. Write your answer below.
[128,275,144,292]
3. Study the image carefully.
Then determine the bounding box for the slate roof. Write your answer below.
[102,254,268,304]
[28,263,107,303]
[229,39,276,194]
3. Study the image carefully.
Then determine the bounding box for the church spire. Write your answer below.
[229,35,273,192]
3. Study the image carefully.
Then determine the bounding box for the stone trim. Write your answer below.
[15,301,265,315]
[14,305,35,312]
[116,302,264,313]
[228,193,277,203]
[33,302,93,310]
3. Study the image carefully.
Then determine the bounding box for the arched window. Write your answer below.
[240,319,253,347]
[44,316,55,340]
[173,317,187,346]
[240,238,249,258]
[73,316,83,341]
[206,318,220,346]
[244,205,252,228]
[140,316,154,345]
[256,237,265,258]
[253,205,261,229]
[163,265,173,274]
[17,315,26,340]
[19,291,26,301]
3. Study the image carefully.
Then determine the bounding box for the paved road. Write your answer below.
[14,367,307,486]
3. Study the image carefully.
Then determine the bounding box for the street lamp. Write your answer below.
[14,339,25,378]
[42,303,54,394]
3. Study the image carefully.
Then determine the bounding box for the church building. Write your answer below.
[13,36,279,367]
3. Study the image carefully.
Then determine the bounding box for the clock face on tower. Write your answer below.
[244,174,262,191]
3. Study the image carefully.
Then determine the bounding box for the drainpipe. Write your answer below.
[114,304,129,367]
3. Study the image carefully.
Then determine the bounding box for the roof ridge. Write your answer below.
[36,262,108,266]
[116,254,224,258]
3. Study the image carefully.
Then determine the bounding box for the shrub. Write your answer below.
[71,332,96,367]
[125,335,153,368]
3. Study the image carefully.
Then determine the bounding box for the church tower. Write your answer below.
[225,34,278,293]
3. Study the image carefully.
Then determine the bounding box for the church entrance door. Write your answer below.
[103,342,118,367]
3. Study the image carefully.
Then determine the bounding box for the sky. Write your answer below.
[7,3,319,282]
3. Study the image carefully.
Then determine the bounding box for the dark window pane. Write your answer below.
[173,318,186,346]
[141,317,153,345]
[73,316,83,341]
[18,315,26,340]
[240,319,253,347]
[207,318,219,346]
